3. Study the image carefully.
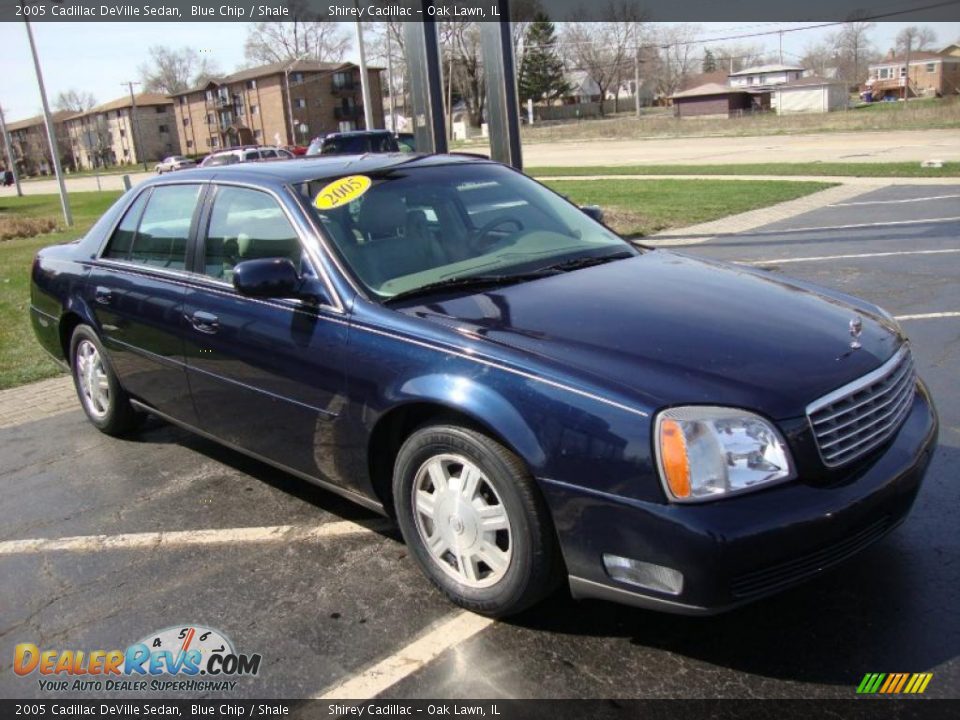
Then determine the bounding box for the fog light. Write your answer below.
[603,554,684,595]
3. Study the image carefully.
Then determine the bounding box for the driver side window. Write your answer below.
[202,186,306,282]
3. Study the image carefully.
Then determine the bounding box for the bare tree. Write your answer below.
[896,25,938,54]
[708,43,768,74]
[648,24,701,100]
[244,21,351,65]
[447,23,486,128]
[800,40,837,78]
[833,21,876,84]
[139,46,221,94]
[54,89,97,113]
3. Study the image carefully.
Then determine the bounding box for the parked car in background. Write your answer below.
[305,130,399,156]
[29,155,937,619]
[395,132,416,153]
[285,145,308,156]
[154,156,197,174]
[200,146,294,167]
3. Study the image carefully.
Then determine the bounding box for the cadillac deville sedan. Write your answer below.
[30,155,938,617]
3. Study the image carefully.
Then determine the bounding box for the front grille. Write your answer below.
[807,346,916,468]
[731,515,894,599]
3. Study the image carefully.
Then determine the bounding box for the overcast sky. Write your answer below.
[2,20,959,122]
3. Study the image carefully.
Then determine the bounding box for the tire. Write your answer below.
[393,423,562,617]
[69,324,142,436]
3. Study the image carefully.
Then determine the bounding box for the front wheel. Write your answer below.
[70,324,142,436]
[393,424,562,617]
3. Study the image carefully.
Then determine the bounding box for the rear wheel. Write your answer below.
[393,423,562,617]
[70,324,142,436]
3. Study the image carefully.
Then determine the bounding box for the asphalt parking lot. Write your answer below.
[1,184,957,700]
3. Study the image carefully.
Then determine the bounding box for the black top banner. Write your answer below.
[3,0,960,23]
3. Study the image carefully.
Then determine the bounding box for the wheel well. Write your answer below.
[58,312,84,362]
[367,402,521,517]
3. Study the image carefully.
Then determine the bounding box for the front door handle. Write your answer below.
[94,286,113,305]
[188,310,219,334]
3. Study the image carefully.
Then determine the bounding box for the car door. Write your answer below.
[182,183,352,487]
[89,183,206,423]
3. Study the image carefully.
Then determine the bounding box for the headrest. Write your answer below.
[357,192,406,237]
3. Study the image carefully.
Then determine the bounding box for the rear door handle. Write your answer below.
[188,310,219,334]
[94,286,113,305]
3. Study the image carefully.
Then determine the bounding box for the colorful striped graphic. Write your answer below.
[857,672,933,694]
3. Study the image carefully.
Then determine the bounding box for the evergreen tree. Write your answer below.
[518,13,569,103]
[702,48,717,73]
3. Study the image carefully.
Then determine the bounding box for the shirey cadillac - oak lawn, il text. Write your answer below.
[30,155,938,617]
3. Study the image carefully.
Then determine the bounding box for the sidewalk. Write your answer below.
[0,375,75,430]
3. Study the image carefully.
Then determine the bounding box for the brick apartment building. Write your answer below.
[64,93,180,170]
[6,110,74,176]
[170,60,385,155]
[865,48,960,99]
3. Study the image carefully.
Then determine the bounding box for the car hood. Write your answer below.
[398,251,904,419]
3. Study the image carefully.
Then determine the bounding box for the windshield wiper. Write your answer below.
[532,250,635,274]
[384,271,556,305]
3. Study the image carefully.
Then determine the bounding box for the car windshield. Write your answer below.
[295,163,633,301]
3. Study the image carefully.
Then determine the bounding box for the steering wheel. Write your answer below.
[470,217,524,253]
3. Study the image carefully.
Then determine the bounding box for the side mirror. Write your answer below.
[580,205,604,223]
[233,258,307,299]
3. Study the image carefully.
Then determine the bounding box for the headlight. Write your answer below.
[654,406,794,503]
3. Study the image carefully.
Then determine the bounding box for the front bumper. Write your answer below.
[541,382,939,615]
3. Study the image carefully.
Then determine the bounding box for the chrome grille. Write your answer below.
[807,346,916,468]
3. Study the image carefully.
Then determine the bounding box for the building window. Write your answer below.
[254,129,263,140]
[116,110,123,118]
[294,98,306,109]
[900,66,907,77]
[333,71,352,89]
[186,139,193,148]
[155,106,165,114]
[250,104,259,116]
[246,79,257,90]
[291,72,304,83]
[926,62,936,73]
[119,128,126,137]
[206,113,214,125]
[205,90,214,102]
[158,124,168,133]
[179,96,186,105]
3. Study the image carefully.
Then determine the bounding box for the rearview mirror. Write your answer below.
[233,258,307,299]
[581,205,604,223]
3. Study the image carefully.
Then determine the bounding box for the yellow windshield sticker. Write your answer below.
[314,175,372,210]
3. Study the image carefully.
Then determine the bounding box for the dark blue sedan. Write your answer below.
[30,155,938,617]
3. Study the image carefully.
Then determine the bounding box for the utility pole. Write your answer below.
[0,104,23,196]
[446,53,454,141]
[779,31,783,64]
[24,20,71,225]
[903,36,912,102]
[355,21,375,130]
[123,81,148,172]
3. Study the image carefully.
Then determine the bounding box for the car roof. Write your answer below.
[326,130,394,138]
[153,153,491,186]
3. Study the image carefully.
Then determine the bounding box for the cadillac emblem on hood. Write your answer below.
[849,316,864,349]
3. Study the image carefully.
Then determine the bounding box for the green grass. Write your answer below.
[531,162,960,179]
[0,191,121,389]
[544,178,835,237]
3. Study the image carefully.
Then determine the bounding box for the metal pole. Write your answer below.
[284,68,295,144]
[0,104,23,196]
[404,6,448,154]
[634,26,641,118]
[480,5,523,169]
[124,81,148,172]
[355,21,375,130]
[903,37,912,102]
[446,54,454,141]
[385,28,396,133]
[24,20,71,225]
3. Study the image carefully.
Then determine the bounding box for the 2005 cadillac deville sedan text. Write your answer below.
[30,155,938,617]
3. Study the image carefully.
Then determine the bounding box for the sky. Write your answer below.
[2,20,959,122]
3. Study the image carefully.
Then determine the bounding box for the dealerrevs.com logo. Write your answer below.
[14,625,262,693]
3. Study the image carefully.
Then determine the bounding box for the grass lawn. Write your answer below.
[531,162,960,179]
[0,182,829,389]
[543,178,835,237]
[0,191,121,389]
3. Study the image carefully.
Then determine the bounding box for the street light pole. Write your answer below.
[24,20,71,225]
[0,104,23,196]
[355,21,375,130]
[122,81,148,172]
[283,51,310,145]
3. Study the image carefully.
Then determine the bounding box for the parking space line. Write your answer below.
[0,520,389,555]
[743,248,960,266]
[741,216,960,235]
[894,312,960,321]
[314,611,494,700]
[830,194,960,207]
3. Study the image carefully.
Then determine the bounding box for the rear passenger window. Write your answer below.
[203,186,303,281]
[103,190,150,260]
[127,185,202,270]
